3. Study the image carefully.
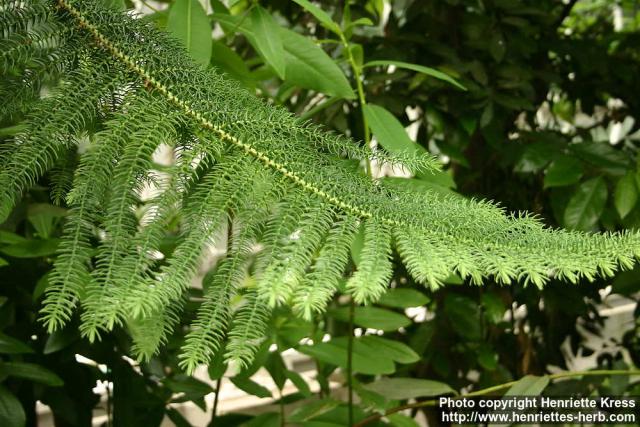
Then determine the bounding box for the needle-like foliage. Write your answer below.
[1,0,639,373]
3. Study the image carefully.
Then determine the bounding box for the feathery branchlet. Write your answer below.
[1,0,639,372]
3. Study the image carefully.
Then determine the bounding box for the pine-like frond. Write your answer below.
[347,221,394,304]
[79,98,182,341]
[178,203,270,372]
[1,0,639,371]
[256,200,334,306]
[224,290,272,369]
[293,214,359,319]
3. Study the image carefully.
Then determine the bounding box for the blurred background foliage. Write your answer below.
[1,0,640,426]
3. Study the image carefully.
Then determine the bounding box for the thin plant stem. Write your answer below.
[353,369,640,427]
[105,369,112,427]
[347,299,355,427]
[211,377,222,425]
[279,389,285,427]
[340,33,372,176]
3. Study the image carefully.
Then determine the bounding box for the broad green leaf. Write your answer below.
[207,347,228,380]
[364,104,422,157]
[543,156,583,188]
[563,177,608,231]
[213,14,354,98]
[364,60,466,90]
[210,40,254,88]
[265,352,286,390]
[27,203,66,239]
[167,0,212,66]
[504,375,549,396]
[0,257,6,267]
[614,172,638,218]
[363,377,455,400]
[347,17,374,29]
[359,335,420,364]
[249,6,286,79]
[328,306,411,331]
[164,375,213,397]
[376,288,429,308]
[0,386,25,427]
[0,334,33,354]
[0,362,63,386]
[293,0,341,34]
[383,177,454,197]
[32,272,51,302]
[298,339,395,375]
[570,142,631,176]
[0,239,60,258]
[242,413,280,427]
[43,327,77,354]
[289,398,341,422]
[278,27,354,98]
[166,408,192,427]
[230,377,272,398]
[284,370,311,397]
[444,294,481,341]
[0,231,27,245]
[387,414,420,427]
[477,344,498,370]
[481,292,506,324]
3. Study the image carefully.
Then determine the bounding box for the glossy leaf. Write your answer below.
[288,398,341,422]
[0,239,60,258]
[298,339,395,375]
[364,60,466,90]
[0,386,25,427]
[210,40,254,88]
[249,6,286,79]
[284,370,311,397]
[230,377,272,398]
[504,375,549,396]
[167,0,212,66]
[614,172,638,218]
[564,177,608,231]
[359,335,420,364]
[363,377,455,400]
[0,231,26,245]
[0,362,63,386]
[328,306,411,331]
[364,104,422,157]
[376,288,429,308]
[0,334,33,354]
[293,0,341,34]
[543,156,583,188]
[213,14,353,98]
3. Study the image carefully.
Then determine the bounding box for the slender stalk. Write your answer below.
[210,377,222,425]
[353,369,640,427]
[279,389,285,427]
[340,33,372,176]
[105,371,112,427]
[347,299,355,427]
